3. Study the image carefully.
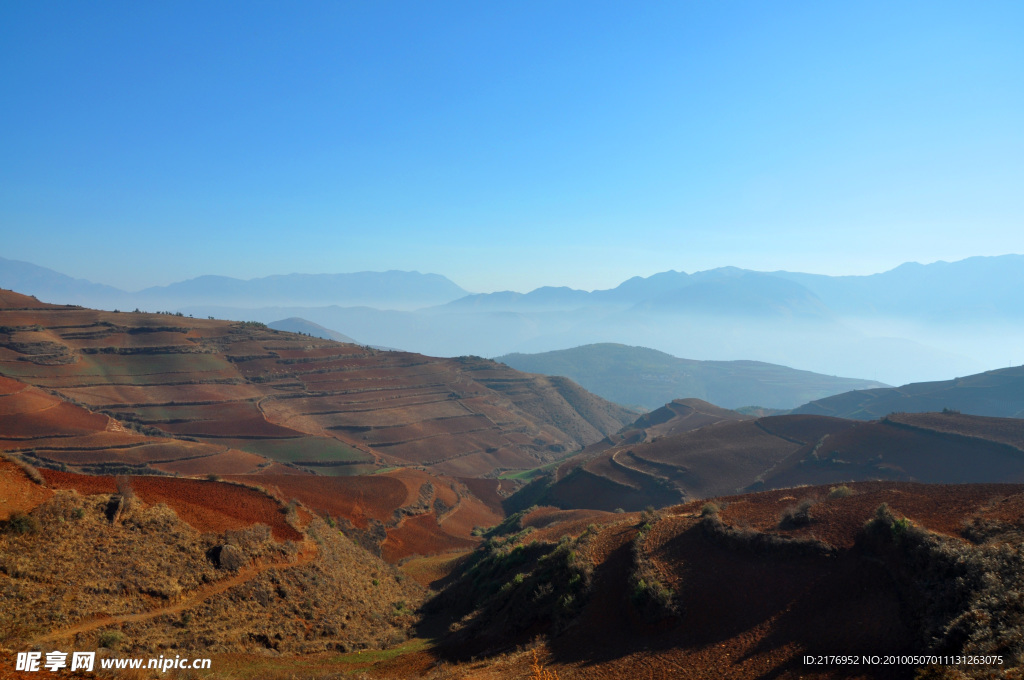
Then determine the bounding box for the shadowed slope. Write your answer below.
[536,410,1024,513]
[794,365,1024,419]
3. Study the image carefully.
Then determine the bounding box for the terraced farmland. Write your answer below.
[0,290,634,478]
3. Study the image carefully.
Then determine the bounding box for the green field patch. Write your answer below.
[330,637,430,666]
[124,402,259,423]
[498,460,559,481]
[308,463,380,476]
[205,436,372,464]
[83,352,235,376]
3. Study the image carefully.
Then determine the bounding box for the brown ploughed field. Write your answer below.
[41,469,302,540]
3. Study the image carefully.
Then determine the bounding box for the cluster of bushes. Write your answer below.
[863,504,1024,673]
[778,498,816,529]
[629,508,677,622]
[700,507,836,558]
[428,527,596,655]
[3,511,40,535]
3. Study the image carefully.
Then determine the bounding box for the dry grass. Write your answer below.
[530,648,560,680]
[0,491,423,654]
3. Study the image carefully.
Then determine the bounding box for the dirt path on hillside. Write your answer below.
[31,541,318,644]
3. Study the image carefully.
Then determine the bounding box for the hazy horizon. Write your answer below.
[3,2,1023,293]
[6,252,1024,297]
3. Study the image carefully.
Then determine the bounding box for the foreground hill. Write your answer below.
[4,423,1022,677]
[532,410,1024,512]
[496,343,888,410]
[0,289,634,478]
[410,482,1024,679]
[0,456,424,656]
[793,364,1024,419]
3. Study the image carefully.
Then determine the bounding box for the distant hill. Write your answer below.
[505,398,751,514]
[496,343,889,410]
[792,365,1024,419]
[0,256,126,308]
[268,317,359,343]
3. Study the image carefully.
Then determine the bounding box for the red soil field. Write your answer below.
[0,401,110,437]
[67,331,194,349]
[0,290,59,309]
[60,383,266,408]
[384,468,438,503]
[0,457,52,520]
[223,473,408,528]
[151,448,266,475]
[28,441,215,466]
[437,495,504,539]
[158,414,302,438]
[381,513,478,563]
[457,477,505,514]
[0,432,146,453]
[0,388,57,416]
[40,470,302,541]
[0,375,29,395]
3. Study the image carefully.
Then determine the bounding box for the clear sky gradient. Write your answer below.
[2,1,1022,293]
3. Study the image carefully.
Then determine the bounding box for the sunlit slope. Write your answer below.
[0,290,634,477]
[0,373,268,476]
[0,463,424,655]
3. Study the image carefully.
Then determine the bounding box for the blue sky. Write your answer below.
[2,1,1022,293]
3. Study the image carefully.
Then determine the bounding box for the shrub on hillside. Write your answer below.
[4,512,40,535]
[700,502,720,517]
[827,485,853,499]
[629,516,678,621]
[778,499,816,529]
[862,503,1024,675]
[1,452,45,486]
[701,512,835,557]
[426,530,595,654]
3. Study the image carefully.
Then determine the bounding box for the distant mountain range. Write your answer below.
[7,254,1024,385]
[496,343,888,410]
[0,257,468,311]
